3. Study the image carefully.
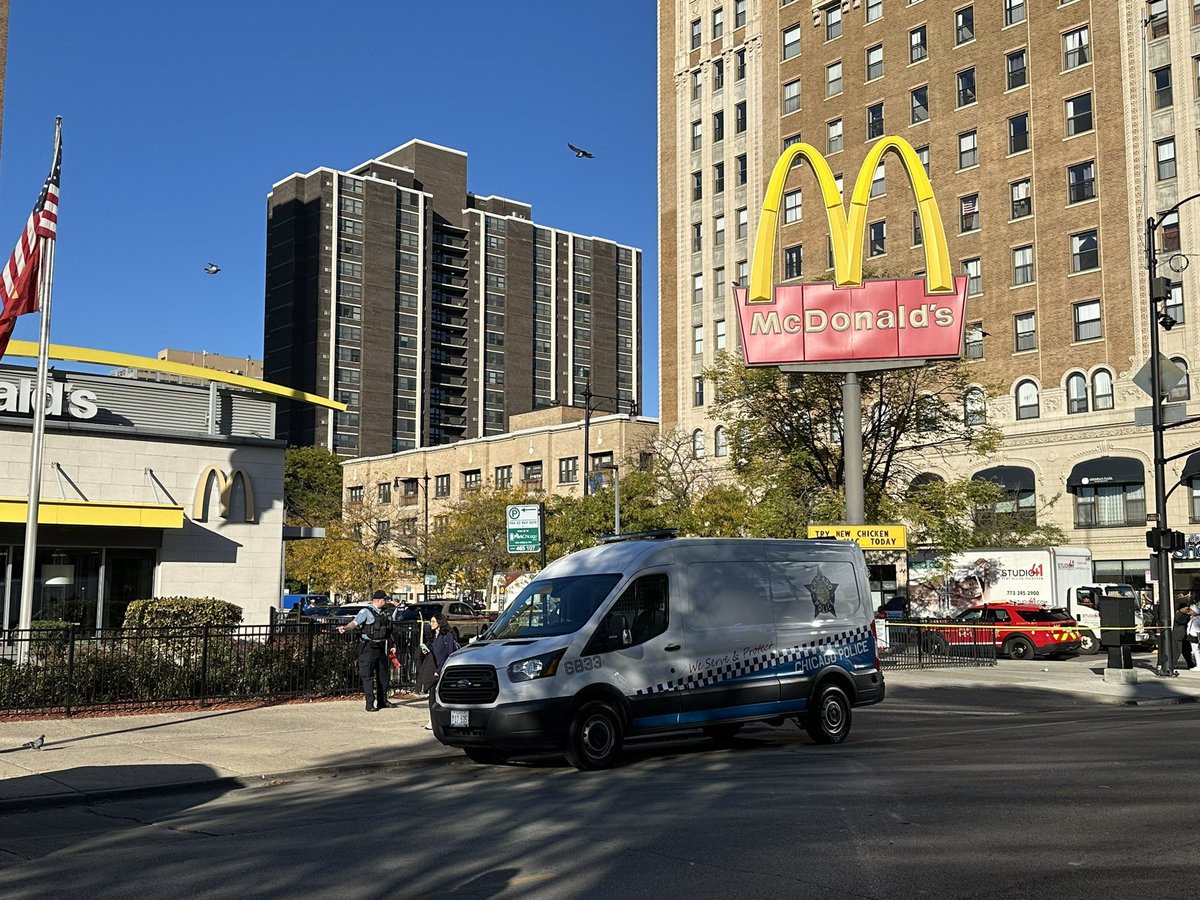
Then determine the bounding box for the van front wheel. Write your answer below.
[804,684,852,745]
[565,701,623,771]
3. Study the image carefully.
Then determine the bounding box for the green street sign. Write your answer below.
[507,504,542,553]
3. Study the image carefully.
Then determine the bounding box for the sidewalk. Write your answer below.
[0,656,1196,811]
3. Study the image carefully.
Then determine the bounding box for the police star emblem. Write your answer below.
[806,572,838,616]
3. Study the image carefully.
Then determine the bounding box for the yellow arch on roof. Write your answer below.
[5,340,346,411]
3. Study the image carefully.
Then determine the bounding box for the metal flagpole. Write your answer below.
[16,118,62,639]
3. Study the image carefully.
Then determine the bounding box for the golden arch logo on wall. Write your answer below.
[735,136,967,368]
[194,466,256,523]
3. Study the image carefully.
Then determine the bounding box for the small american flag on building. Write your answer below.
[0,128,62,359]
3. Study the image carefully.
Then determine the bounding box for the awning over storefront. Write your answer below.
[1066,456,1144,492]
[0,497,184,528]
[972,465,1035,493]
[1180,451,1200,484]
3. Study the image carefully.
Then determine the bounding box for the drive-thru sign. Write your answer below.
[506,504,542,553]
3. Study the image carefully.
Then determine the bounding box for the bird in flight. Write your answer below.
[22,735,44,751]
[567,143,594,159]
[204,263,221,275]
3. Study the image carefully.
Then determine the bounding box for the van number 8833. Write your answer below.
[563,656,603,675]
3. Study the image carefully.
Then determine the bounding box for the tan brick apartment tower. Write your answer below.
[659,0,1200,590]
[266,140,642,459]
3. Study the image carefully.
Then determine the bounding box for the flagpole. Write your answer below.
[16,117,61,640]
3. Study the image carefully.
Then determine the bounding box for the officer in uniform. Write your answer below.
[337,590,395,711]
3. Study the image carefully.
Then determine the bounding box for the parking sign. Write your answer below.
[506,504,541,553]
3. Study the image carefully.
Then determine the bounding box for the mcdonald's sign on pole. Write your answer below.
[735,136,967,370]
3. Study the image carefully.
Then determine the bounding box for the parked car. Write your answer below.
[396,600,496,641]
[323,603,370,626]
[877,596,909,619]
[924,603,1081,660]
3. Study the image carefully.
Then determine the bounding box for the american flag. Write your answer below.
[0,128,62,359]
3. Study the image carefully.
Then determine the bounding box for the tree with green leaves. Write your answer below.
[283,446,344,527]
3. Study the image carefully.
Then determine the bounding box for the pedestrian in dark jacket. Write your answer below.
[1173,601,1196,670]
[430,615,460,678]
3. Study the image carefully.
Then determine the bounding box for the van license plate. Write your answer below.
[450,710,469,728]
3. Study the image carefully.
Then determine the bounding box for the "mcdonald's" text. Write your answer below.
[749,301,956,337]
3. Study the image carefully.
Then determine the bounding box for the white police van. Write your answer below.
[431,535,884,770]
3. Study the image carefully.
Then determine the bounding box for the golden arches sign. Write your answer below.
[194,466,256,523]
[738,135,966,368]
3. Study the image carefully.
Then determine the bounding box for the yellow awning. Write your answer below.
[0,497,185,528]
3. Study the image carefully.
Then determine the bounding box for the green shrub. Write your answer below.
[122,597,244,630]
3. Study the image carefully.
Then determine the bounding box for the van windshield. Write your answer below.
[489,574,622,639]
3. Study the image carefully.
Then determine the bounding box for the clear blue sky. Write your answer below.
[1,2,660,414]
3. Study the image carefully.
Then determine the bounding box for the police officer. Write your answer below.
[338,590,394,712]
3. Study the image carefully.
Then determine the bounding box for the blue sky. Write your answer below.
[1,2,660,413]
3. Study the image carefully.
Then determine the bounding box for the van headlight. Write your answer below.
[508,649,565,682]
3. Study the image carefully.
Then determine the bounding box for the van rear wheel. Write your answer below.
[565,701,623,771]
[804,684,852,745]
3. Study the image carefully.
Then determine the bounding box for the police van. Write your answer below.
[430,535,884,770]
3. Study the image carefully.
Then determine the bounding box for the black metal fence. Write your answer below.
[0,620,430,715]
[877,619,998,670]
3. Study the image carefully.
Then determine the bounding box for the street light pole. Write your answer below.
[581,380,638,497]
[598,463,621,535]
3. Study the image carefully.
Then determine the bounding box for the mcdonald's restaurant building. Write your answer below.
[0,362,288,630]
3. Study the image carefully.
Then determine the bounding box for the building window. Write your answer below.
[826,4,842,40]
[1012,245,1034,285]
[1071,229,1099,272]
[826,61,843,97]
[870,163,886,198]
[1093,369,1114,410]
[692,170,703,201]
[692,429,707,459]
[691,18,701,49]
[736,259,748,286]
[463,470,482,491]
[827,119,843,153]
[965,323,984,359]
[735,0,746,28]
[1162,212,1181,252]
[867,102,885,139]
[1156,138,1177,180]
[735,101,747,133]
[736,154,748,185]
[1167,280,1185,324]
[1008,113,1029,153]
[783,79,801,114]
[1075,484,1145,528]
[783,24,802,60]
[694,324,704,355]
[691,120,702,151]
[712,7,723,39]
[958,130,978,169]
[866,0,883,22]
[714,58,725,90]
[691,70,702,101]
[1011,178,1031,219]
[1016,380,1040,420]
[1004,0,1025,26]
[1067,372,1088,414]
[693,273,703,303]
[964,388,986,426]
[347,485,364,505]
[1149,0,1169,37]
[866,44,884,81]
[716,318,727,350]
[956,5,974,44]
[964,257,981,296]
[1015,312,1037,351]
[960,194,979,232]
[495,465,512,489]
[784,189,803,224]
[1170,357,1192,402]
[911,86,929,123]
[1074,299,1102,341]
[692,222,703,252]
[868,221,886,257]
[910,26,927,63]
[1065,92,1093,136]
[912,210,923,246]
[714,215,725,247]
[1068,160,1096,203]
[713,110,725,142]
[434,474,450,498]
[1007,48,1027,89]
[736,48,746,79]
[377,482,391,504]
[1064,26,1090,70]
[714,162,725,194]
[714,426,729,458]
[693,376,705,407]
[1153,66,1173,109]
[559,457,579,484]
[957,68,976,107]
[785,244,803,279]
[736,207,748,239]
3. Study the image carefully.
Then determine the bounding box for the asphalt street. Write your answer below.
[0,680,1194,900]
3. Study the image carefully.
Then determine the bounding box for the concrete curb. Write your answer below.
[0,749,463,813]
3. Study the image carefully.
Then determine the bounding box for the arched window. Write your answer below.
[1169,357,1191,402]
[1066,372,1088,414]
[964,388,986,426]
[714,425,729,457]
[692,428,707,459]
[1016,380,1040,420]
[1092,368,1114,410]
[907,472,944,496]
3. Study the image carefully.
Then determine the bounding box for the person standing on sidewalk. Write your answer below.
[1171,601,1196,671]
[337,590,395,711]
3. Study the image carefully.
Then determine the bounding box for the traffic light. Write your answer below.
[1146,528,1185,551]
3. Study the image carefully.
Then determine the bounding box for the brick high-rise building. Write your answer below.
[266,140,642,458]
[659,1,1200,593]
